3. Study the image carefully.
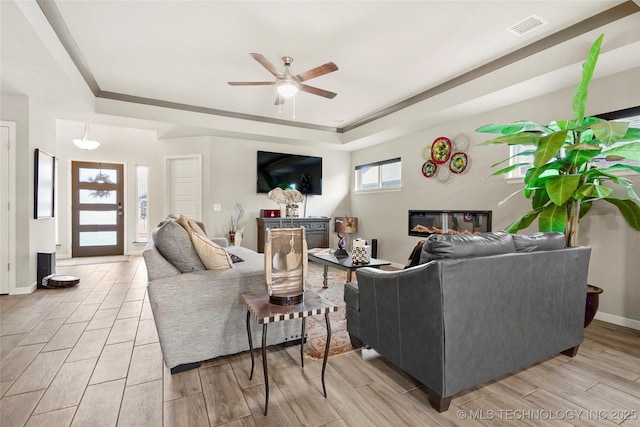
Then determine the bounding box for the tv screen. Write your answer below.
[257,151,322,195]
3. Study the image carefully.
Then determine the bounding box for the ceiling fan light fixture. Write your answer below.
[73,123,100,150]
[276,78,299,97]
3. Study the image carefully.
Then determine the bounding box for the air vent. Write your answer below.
[507,15,548,36]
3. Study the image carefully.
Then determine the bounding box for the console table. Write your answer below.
[256,217,330,253]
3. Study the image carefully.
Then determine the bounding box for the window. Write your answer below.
[507,145,535,179]
[355,158,401,191]
[508,106,640,179]
[136,165,149,242]
[592,106,640,169]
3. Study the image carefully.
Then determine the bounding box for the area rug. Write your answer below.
[303,271,358,360]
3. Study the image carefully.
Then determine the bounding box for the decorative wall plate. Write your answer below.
[421,160,437,178]
[431,137,452,164]
[452,133,472,152]
[449,152,469,174]
[436,166,453,184]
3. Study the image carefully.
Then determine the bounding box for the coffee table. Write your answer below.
[308,250,391,288]
[242,291,338,416]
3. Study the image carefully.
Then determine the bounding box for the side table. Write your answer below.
[242,291,338,415]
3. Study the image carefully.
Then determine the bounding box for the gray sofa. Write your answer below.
[344,231,591,411]
[143,219,300,373]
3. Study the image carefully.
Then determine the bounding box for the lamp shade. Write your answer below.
[335,217,357,234]
[73,124,100,150]
[276,78,299,97]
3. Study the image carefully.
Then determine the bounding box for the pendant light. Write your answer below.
[73,123,100,150]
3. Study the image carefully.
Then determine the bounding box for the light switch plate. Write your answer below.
[213,203,221,212]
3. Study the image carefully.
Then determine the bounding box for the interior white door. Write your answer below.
[0,125,11,293]
[166,156,202,219]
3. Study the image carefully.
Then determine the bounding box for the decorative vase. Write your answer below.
[585,285,604,328]
[228,231,236,245]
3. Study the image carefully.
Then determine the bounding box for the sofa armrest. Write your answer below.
[211,237,229,248]
[355,263,445,383]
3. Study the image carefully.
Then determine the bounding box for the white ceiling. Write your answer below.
[2,0,640,148]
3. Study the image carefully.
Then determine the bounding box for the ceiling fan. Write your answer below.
[228,53,338,105]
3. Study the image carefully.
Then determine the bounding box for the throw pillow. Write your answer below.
[187,219,207,237]
[190,232,233,270]
[153,219,206,272]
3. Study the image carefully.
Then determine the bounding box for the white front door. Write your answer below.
[0,122,16,294]
[166,156,202,219]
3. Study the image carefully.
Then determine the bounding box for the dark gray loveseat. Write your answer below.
[344,231,590,411]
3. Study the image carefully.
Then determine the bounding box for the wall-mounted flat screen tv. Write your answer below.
[257,151,322,195]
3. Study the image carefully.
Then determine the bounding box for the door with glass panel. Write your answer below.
[71,161,124,257]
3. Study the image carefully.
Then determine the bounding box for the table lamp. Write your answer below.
[334,216,357,258]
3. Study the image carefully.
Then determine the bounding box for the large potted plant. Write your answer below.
[476,34,640,326]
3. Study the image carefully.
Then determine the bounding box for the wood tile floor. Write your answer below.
[1,256,639,426]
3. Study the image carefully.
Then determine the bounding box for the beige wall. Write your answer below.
[54,121,351,256]
[1,93,57,291]
[350,68,640,325]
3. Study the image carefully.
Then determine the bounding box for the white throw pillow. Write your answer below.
[190,232,233,270]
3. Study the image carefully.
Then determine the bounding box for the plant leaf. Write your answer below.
[534,130,569,167]
[546,175,581,205]
[498,187,526,206]
[571,34,603,125]
[491,149,536,167]
[597,163,640,175]
[575,183,613,201]
[617,127,640,143]
[565,143,601,151]
[604,198,640,231]
[476,121,551,135]
[490,163,528,177]
[579,201,592,218]
[480,133,542,146]
[548,120,573,131]
[601,142,640,161]
[564,148,602,168]
[532,189,550,209]
[591,121,629,147]
[504,209,542,233]
[538,204,567,232]
[524,161,562,186]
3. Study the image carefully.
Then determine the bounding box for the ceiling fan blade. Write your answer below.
[228,81,275,86]
[250,53,283,77]
[295,62,338,82]
[299,84,337,99]
[274,95,286,106]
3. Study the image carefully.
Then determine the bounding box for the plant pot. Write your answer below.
[585,285,603,328]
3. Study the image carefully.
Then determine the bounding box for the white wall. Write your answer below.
[54,121,351,256]
[350,68,640,324]
[1,93,57,292]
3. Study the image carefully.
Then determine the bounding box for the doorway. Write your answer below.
[0,122,16,293]
[166,156,202,219]
[71,161,124,257]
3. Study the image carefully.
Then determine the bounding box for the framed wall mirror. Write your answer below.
[34,148,55,219]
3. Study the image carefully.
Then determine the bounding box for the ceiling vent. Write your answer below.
[507,15,548,36]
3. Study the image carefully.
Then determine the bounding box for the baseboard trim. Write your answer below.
[594,311,640,331]
[12,282,37,295]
